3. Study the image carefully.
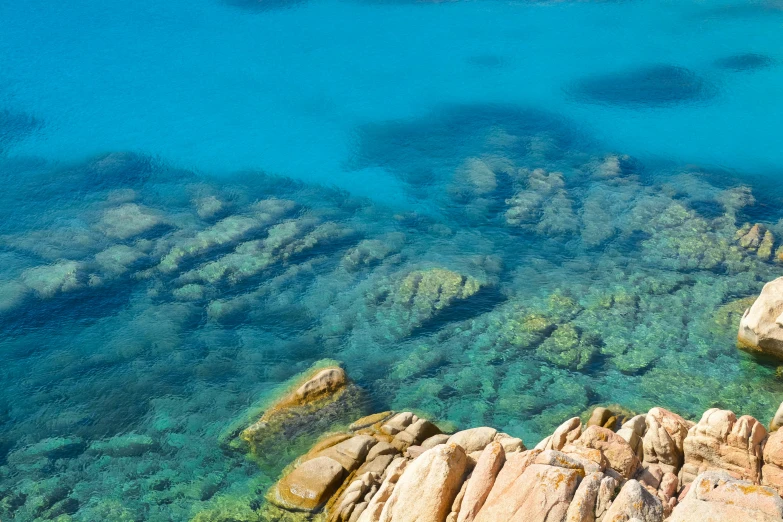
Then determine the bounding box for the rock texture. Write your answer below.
[680,408,766,486]
[219,362,364,458]
[262,402,783,522]
[738,276,783,358]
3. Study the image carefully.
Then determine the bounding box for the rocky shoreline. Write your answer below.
[217,336,783,522]
[260,403,783,522]
[230,277,783,522]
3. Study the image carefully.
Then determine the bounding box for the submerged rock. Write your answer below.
[88,433,156,457]
[222,362,364,459]
[98,203,164,239]
[570,64,713,108]
[21,260,84,298]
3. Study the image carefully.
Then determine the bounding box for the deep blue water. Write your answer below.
[1,0,783,520]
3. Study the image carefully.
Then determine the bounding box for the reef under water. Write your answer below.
[2,114,783,520]
[1,0,783,520]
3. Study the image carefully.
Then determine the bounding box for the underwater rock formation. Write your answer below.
[736,222,776,260]
[220,361,365,460]
[738,276,783,358]
[570,65,714,108]
[3,144,783,521]
[263,403,783,522]
[714,53,774,72]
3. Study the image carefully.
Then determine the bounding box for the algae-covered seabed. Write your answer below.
[2,103,783,520]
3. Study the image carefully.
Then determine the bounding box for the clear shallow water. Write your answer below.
[1,0,783,520]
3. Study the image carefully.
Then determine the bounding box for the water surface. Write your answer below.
[1,0,783,520]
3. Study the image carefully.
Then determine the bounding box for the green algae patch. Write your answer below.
[536,324,598,371]
[190,496,264,522]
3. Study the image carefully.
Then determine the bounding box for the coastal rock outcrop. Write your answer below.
[262,401,783,522]
[680,408,766,486]
[219,361,364,460]
[669,471,783,522]
[738,276,783,358]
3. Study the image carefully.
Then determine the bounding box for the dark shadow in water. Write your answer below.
[222,0,308,11]
[0,285,135,351]
[696,1,783,20]
[351,103,590,190]
[410,285,507,338]
[688,199,727,220]
[714,53,774,72]
[568,65,715,108]
[466,54,506,69]
[0,109,42,154]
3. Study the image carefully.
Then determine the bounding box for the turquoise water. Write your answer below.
[1,0,783,520]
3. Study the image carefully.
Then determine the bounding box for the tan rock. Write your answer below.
[762,429,783,495]
[534,450,585,470]
[365,441,398,463]
[574,425,640,479]
[622,415,647,437]
[770,402,783,432]
[739,223,766,249]
[330,472,380,522]
[642,407,691,473]
[565,471,603,522]
[474,463,581,522]
[356,458,408,522]
[560,443,608,473]
[457,442,505,522]
[448,479,469,522]
[421,434,450,450]
[494,433,525,453]
[378,443,468,522]
[405,446,426,460]
[539,417,582,451]
[738,277,783,358]
[758,230,775,260]
[480,449,540,509]
[404,419,441,444]
[617,427,643,461]
[668,498,781,522]
[237,364,359,456]
[602,479,663,522]
[273,456,345,511]
[636,465,663,490]
[381,412,417,436]
[315,435,377,472]
[670,470,783,521]
[588,407,613,428]
[391,431,416,452]
[595,475,619,520]
[449,427,498,453]
[309,433,353,455]
[290,368,348,407]
[681,409,766,486]
[659,471,679,500]
[351,412,395,432]
[358,453,396,476]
